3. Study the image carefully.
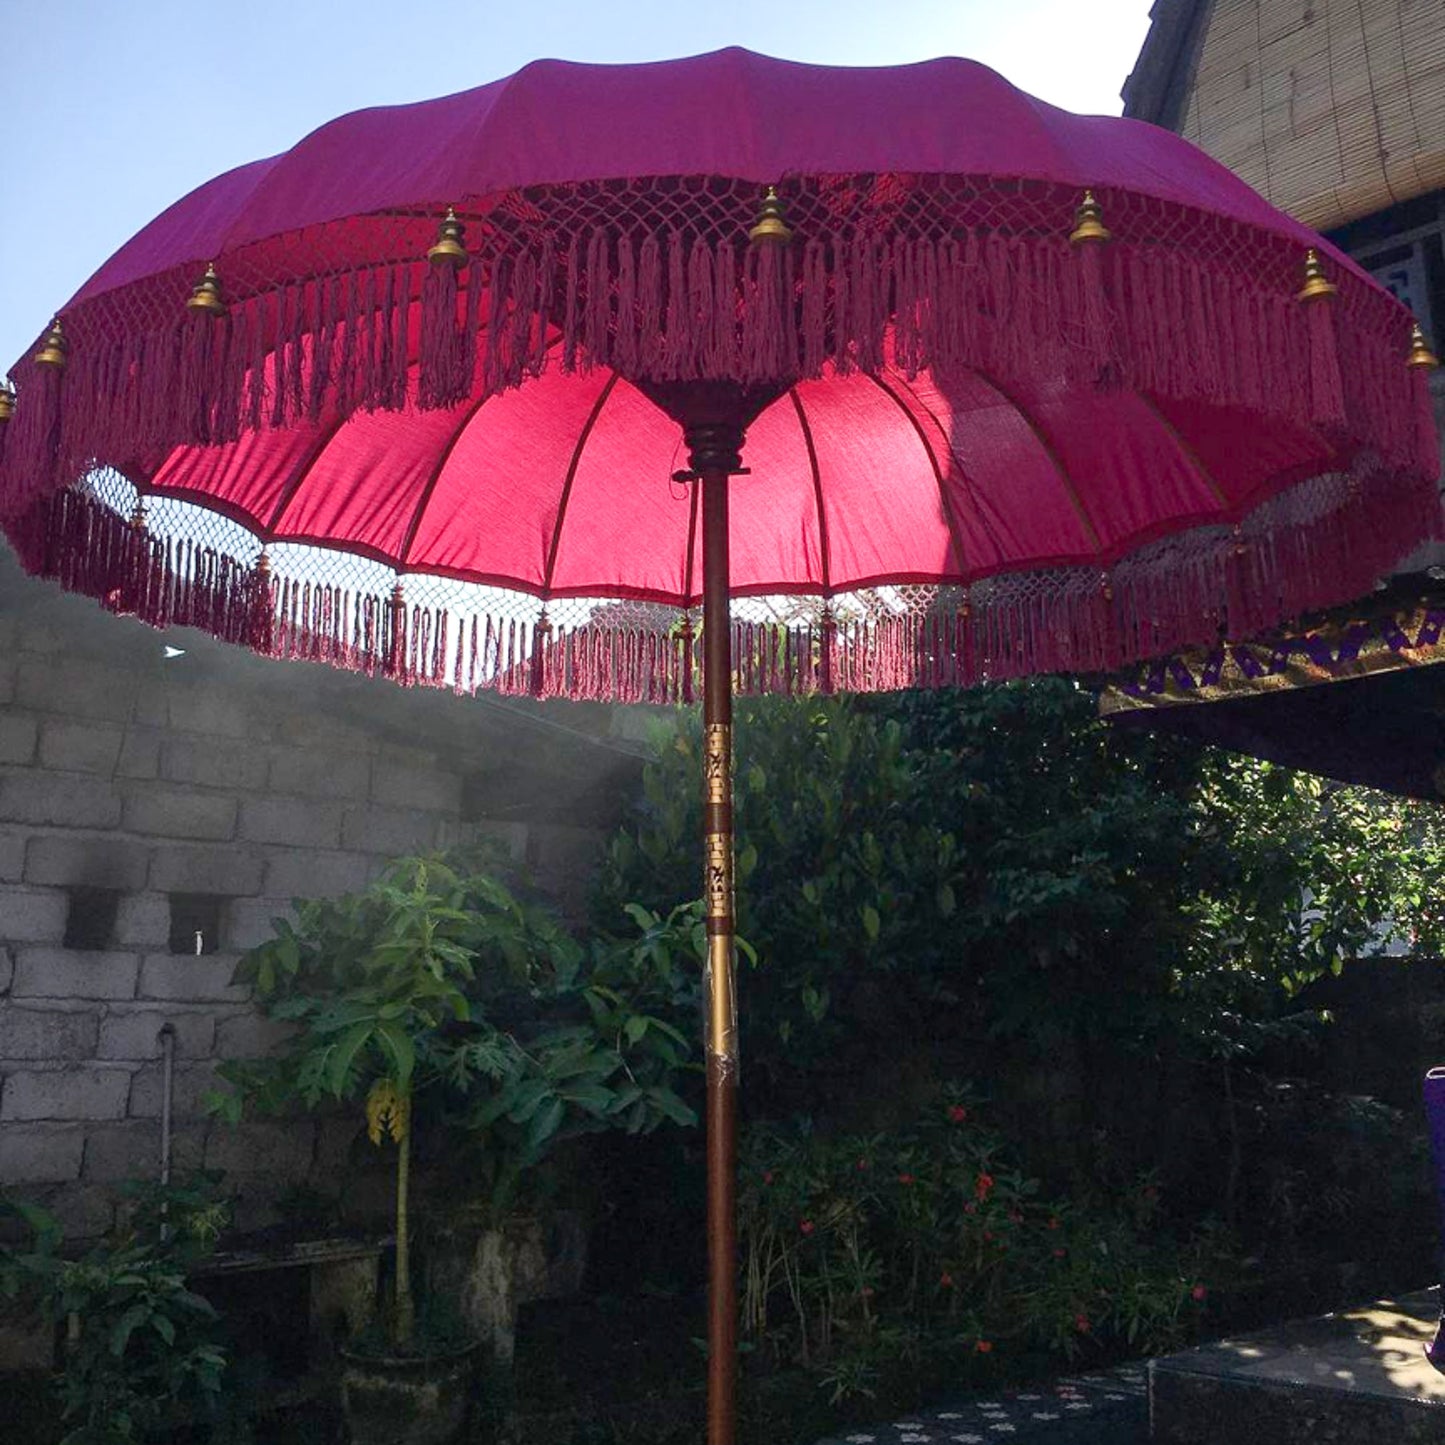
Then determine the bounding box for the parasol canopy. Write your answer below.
[1,47,1440,1445]
[0,47,1438,698]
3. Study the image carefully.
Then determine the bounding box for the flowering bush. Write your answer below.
[739,1087,1216,1391]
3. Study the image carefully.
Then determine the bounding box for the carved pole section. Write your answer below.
[690,420,743,1445]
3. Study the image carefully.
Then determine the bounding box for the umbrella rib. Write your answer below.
[396,389,496,567]
[787,389,832,597]
[260,413,353,541]
[1131,394,1233,513]
[864,371,974,581]
[969,369,1105,557]
[683,470,701,609]
[540,371,621,600]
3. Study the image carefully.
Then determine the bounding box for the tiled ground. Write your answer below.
[815,1365,1149,1445]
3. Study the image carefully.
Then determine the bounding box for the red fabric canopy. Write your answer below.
[0,48,1437,700]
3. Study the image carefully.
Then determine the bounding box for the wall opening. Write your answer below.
[168,894,226,955]
[63,887,121,951]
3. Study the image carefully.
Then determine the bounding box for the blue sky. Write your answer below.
[0,0,1153,375]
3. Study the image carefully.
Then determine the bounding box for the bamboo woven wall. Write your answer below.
[1179,0,1445,230]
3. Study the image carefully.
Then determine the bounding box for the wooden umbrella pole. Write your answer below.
[692,422,744,1445]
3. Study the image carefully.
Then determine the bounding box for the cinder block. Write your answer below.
[268,747,371,801]
[138,953,247,1003]
[46,1185,116,1240]
[116,729,163,780]
[0,773,123,829]
[16,657,140,722]
[238,797,343,849]
[161,737,269,791]
[275,711,375,753]
[0,1123,86,1183]
[37,720,124,774]
[0,1004,99,1060]
[214,1012,295,1060]
[25,835,150,891]
[0,829,26,881]
[1,1068,133,1121]
[96,1009,215,1061]
[341,805,441,857]
[262,848,369,899]
[471,821,529,862]
[148,844,264,896]
[122,787,237,841]
[113,893,171,948]
[83,1120,207,1181]
[0,714,38,765]
[127,1060,223,1119]
[370,761,461,814]
[165,686,253,739]
[0,889,69,945]
[222,897,294,952]
[11,949,140,1001]
[205,1119,316,1179]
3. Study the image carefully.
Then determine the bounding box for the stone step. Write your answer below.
[1150,1287,1445,1443]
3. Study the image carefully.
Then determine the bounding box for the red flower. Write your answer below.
[939,1271,954,1288]
[975,1339,993,1354]
[856,1158,870,1172]
[799,1219,815,1236]
[1008,1209,1023,1225]
[1191,1283,1208,1302]
[1047,1216,1061,1231]
[898,1172,915,1185]
[860,1285,875,1299]
[763,1171,774,1185]
[1053,1247,1067,1258]
[974,1172,995,1200]
[983,1230,995,1243]
[948,1104,968,1123]
[963,1201,978,1215]
[1075,1313,1091,1333]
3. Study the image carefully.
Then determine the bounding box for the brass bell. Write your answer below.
[34,318,67,370]
[0,381,14,423]
[748,186,793,246]
[255,548,272,577]
[1408,322,1440,370]
[1069,189,1111,246]
[427,208,469,268]
[1297,248,1337,304]
[186,263,228,317]
[129,499,148,531]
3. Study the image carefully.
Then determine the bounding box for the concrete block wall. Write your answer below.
[0,600,620,1250]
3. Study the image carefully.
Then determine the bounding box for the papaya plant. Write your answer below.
[214,850,703,1349]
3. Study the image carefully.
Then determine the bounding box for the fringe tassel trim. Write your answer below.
[8,467,1438,702]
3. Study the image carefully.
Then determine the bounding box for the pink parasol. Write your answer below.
[0,48,1438,1442]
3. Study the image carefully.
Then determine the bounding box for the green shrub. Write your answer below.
[739,1089,1217,1394]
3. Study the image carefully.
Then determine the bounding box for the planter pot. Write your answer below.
[339,1338,480,1445]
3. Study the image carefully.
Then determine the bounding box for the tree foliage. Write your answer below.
[596,678,1445,1133]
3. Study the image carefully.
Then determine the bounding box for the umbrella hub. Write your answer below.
[636,379,787,477]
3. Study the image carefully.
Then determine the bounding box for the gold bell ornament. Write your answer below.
[748,186,793,246]
[1069,190,1111,246]
[34,318,67,369]
[427,208,469,268]
[1297,249,1337,304]
[1408,323,1440,370]
[186,263,228,317]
